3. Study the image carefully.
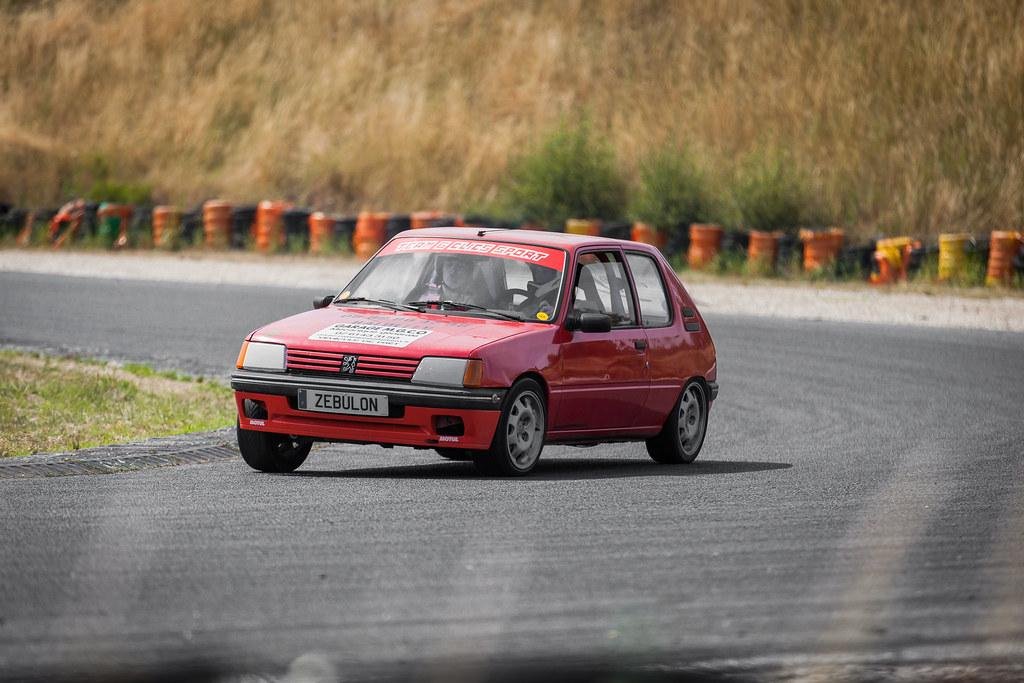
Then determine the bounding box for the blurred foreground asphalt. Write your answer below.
[1,272,1023,680]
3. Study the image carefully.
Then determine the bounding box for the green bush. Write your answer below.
[87,179,152,205]
[732,149,812,234]
[502,118,627,228]
[630,147,714,232]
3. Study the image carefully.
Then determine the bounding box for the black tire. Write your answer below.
[236,420,312,473]
[435,448,476,461]
[474,379,546,476]
[646,380,709,464]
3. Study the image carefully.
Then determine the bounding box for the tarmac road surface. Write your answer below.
[1,272,1023,680]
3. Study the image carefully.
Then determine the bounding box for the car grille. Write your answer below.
[286,348,420,381]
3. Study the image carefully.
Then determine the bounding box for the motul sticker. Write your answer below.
[309,323,431,348]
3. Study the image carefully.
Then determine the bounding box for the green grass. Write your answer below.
[0,351,234,457]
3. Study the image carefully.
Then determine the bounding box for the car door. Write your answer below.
[552,249,650,433]
[623,250,691,429]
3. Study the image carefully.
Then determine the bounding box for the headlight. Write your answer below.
[236,341,286,372]
[411,357,484,387]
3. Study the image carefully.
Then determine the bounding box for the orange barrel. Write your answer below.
[566,218,601,236]
[800,228,844,271]
[411,211,443,229]
[630,221,663,247]
[308,212,336,254]
[203,200,232,249]
[937,233,971,281]
[152,206,181,249]
[986,231,1024,286]
[747,230,781,271]
[255,200,290,252]
[687,223,724,269]
[353,211,389,260]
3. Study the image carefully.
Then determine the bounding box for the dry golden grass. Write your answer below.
[1,0,1022,239]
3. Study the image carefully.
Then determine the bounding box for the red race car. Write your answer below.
[231,228,717,476]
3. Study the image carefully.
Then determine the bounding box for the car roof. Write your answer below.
[390,227,655,254]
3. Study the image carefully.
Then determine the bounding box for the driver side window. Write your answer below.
[571,251,637,328]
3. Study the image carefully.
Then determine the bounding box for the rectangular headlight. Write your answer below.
[239,341,286,372]
[411,357,471,387]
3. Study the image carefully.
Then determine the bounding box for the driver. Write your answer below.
[417,255,494,308]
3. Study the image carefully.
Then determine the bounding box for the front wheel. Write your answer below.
[474,379,546,476]
[237,420,312,473]
[646,380,709,464]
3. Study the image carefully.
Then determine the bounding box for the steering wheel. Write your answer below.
[506,288,531,303]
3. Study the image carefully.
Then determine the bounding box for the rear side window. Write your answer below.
[625,253,671,327]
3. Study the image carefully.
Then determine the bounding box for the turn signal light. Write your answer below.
[462,359,484,387]
[235,341,249,369]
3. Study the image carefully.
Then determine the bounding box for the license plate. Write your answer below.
[297,388,389,417]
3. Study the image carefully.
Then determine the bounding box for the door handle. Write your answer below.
[634,339,648,351]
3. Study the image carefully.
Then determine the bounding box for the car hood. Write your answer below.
[250,306,539,358]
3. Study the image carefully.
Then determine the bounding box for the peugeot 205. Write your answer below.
[231,228,717,476]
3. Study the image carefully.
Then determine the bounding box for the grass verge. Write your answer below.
[0,350,234,457]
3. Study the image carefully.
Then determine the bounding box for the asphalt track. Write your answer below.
[2,272,1024,680]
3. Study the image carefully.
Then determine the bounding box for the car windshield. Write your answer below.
[339,237,567,322]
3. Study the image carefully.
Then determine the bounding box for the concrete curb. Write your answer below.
[0,428,238,479]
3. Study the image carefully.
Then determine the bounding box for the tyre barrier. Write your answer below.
[687,223,724,269]
[800,228,845,272]
[384,213,411,241]
[427,214,461,228]
[179,207,202,246]
[599,219,632,241]
[97,203,134,249]
[986,231,1024,286]
[49,199,87,248]
[202,200,232,249]
[566,218,601,236]
[152,206,181,249]
[870,236,920,284]
[283,208,311,251]
[747,230,781,272]
[631,222,665,248]
[461,214,495,228]
[938,233,972,281]
[255,201,288,252]
[353,211,388,261]
[308,212,335,254]
[230,204,257,250]
[6,196,1022,289]
[335,215,358,249]
[411,210,443,229]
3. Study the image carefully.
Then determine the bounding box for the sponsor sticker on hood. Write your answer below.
[309,323,431,348]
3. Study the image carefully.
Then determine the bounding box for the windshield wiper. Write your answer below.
[405,300,524,321]
[334,297,417,312]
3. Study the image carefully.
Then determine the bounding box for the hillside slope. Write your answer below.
[1,0,1022,237]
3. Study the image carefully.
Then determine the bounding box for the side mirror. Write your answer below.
[566,311,612,333]
[313,295,335,309]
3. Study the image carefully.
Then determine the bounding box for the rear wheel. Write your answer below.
[646,380,708,464]
[474,379,546,476]
[237,420,312,473]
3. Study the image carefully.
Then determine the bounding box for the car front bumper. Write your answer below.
[230,369,506,450]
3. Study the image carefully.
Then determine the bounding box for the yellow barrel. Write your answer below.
[876,237,912,268]
[937,233,971,281]
[869,236,913,285]
[565,218,601,236]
